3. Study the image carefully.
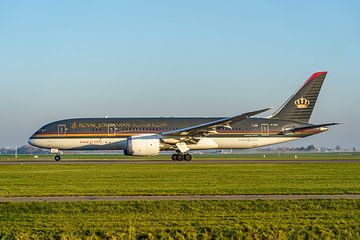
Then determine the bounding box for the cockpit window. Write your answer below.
[37,128,46,133]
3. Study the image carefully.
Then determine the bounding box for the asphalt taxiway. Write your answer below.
[1,194,360,202]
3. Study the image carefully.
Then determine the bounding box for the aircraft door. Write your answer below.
[58,124,67,136]
[108,124,116,136]
[261,124,269,136]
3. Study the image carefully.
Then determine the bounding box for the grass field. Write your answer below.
[1,154,360,239]
[1,200,360,239]
[0,152,359,161]
[0,163,360,197]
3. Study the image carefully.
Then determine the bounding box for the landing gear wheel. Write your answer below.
[184,154,192,161]
[171,154,178,161]
[54,155,61,161]
[177,154,184,161]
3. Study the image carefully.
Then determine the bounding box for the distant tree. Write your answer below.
[335,145,342,151]
[17,145,50,154]
[306,145,316,151]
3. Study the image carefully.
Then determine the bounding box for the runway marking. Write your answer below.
[1,195,360,202]
[0,159,360,165]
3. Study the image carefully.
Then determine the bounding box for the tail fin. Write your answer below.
[270,71,327,123]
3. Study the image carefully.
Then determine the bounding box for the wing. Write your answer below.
[161,108,271,137]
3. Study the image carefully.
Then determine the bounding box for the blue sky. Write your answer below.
[1,0,359,148]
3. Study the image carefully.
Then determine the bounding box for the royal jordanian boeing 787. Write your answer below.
[29,72,339,161]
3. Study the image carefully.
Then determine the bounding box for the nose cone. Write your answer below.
[28,133,43,148]
[28,135,36,147]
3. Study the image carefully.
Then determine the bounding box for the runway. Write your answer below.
[0,159,360,165]
[1,194,360,202]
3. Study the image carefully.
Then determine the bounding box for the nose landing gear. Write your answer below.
[54,155,61,161]
[51,149,62,161]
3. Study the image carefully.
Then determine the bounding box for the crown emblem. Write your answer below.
[294,97,310,109]
[71,121,78,129]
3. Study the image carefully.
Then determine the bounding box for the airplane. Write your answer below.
[28,71,339,161]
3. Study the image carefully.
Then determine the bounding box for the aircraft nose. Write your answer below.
[28,136,35,146]
[28,134,40,147]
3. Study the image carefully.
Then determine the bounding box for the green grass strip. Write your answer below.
[1,152,360,161]
[0,163,360,196]
[0,200,359,239]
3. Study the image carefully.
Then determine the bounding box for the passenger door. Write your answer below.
[58,124,67,136]
[108,124,116,136]
[261,124,269,136]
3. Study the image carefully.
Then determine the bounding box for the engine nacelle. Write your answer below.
[124,136,161,156]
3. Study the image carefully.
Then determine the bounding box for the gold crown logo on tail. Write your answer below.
[294,97,310,109]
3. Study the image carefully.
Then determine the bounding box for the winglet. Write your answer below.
[244,107,272,117]
[226,107,272,124]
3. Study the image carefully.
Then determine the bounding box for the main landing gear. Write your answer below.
[171,153,192,161]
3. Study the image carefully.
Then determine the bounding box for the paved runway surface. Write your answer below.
[1,194,360,202]
[0,159,360,165]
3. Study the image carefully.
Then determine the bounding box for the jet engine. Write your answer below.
[124,135,161,156]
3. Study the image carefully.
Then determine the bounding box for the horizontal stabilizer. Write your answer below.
[280,123,341,135]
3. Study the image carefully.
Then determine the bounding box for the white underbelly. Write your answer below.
[188,137,299,150]
[30,136,300,151]
[29,138,127,150]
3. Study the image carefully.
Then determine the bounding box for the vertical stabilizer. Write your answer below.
[270,72,327,122]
